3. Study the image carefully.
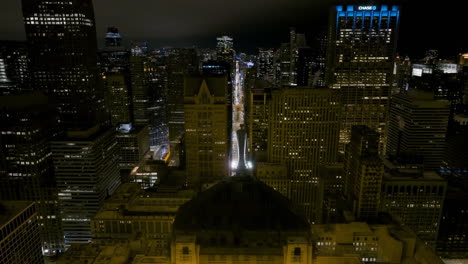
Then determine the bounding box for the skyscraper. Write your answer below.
[257,48,275,82]
[268,88,341,223]
[183,75,230,187]
[167,48,199,166]
[344,125,383,220]
[103,73,131,125]
[22,0,105,129]
[216,35,234,64]
[326,5,400,152]
[0,92,64,254]
[51,125,121,247]
[386,90,450,170]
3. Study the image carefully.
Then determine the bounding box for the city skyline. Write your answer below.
[0,0,467,56]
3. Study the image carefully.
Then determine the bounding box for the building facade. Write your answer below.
[344,126,383,220]
[184,75,230,186]
[326,5,400,152]
[51,125,121,247]
[386,91,450,170]
[0,201,43,264]
[268,88,341,223]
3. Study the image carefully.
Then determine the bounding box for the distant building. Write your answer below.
[381,162,446,248]
[326,5,400,152]
[104,73,132,125]
[257,48,275,82]
[51,125,121,247]
[268,88,341,223]
[115,124,150,174]
[0,41,30,94]
[386,90,450,170]
[0,201,43,264]
[344,126,383,220]
[216,35,234,64]
[184,75,230,187]
[167,48,199,166]
[246,79,273,162]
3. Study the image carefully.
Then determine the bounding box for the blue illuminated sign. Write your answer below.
[358,6,376,11]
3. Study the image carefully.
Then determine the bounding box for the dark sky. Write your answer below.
[0,0,467,57]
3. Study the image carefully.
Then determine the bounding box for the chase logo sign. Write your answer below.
[358,6,375,10]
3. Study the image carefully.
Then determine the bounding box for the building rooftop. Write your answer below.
[174,176,309,231]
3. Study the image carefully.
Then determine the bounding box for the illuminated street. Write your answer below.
[231,60,245,173]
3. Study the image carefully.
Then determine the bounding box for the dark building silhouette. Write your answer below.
[22,0,105,129]
[0,41,30,94]
[0,92,63,254]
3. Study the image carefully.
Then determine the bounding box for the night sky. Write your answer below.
[0,0,467,58]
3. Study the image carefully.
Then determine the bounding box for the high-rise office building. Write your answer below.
[296,47,314,87]
[344,125,383,220]
[51,125,121,247]
[183,75,230,187]
[167,48,199,166]
[326,5,400,152]
[257,48,275,82]
[130,50,151,126]
[22,0,105,129]
[381,165,446,248]
[216,35,234,64]
[268,88,341,223]
[0,201,43,264]
[0,41,30,94]
[0,92,64,254]
[273,28,307,86]
[386,90,450,170]
[103,73,131,125]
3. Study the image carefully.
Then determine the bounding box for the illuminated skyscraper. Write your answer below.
[268,88,341,223]
[344,125,383,220]
[184,75,230,187]
[22,0,105,129]
[257,48,275,82]
[326,5,400,152]
[216,35,234,64]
